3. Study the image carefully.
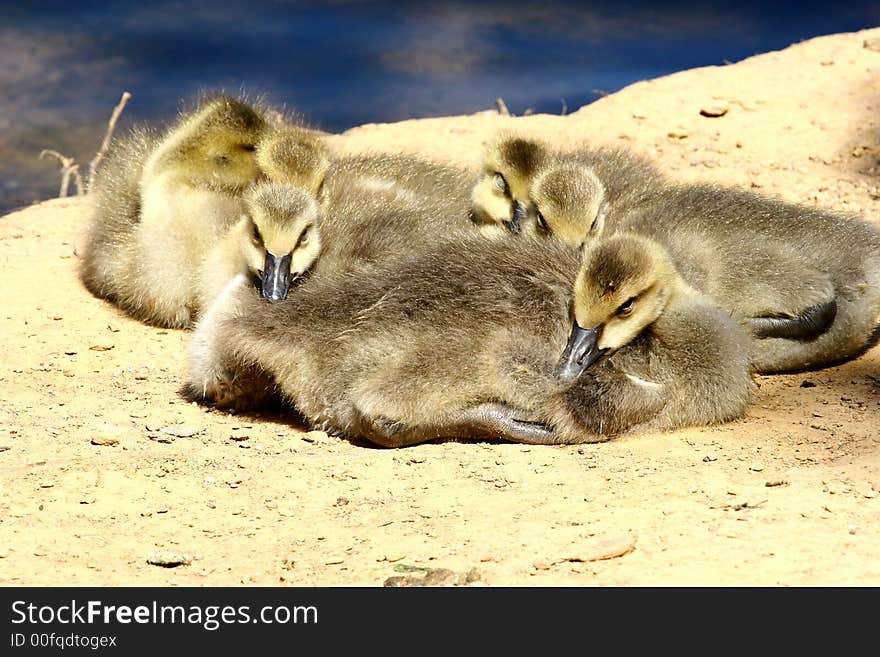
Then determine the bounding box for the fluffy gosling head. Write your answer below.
[153,96,268,192]
[470,135,548,236]
[255,128,330,195]
[242,181,321,302]
[527,163,608,246]
[556,234,681,382]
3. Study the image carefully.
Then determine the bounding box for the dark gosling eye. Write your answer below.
[297,226,310,247]
[616,297,636,317]
[241,144,256,152]
[252,223,262,243]
[536,210,549,233]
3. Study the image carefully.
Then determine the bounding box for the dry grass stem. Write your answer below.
[87,91,132,191]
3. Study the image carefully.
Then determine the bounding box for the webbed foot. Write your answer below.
[749,297,837,340]
[360,403,557,447]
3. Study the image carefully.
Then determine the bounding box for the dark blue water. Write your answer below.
[2,1,878,213]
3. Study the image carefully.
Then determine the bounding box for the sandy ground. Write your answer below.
[1,28,879,587]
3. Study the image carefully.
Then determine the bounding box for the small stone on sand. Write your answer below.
[147,551,191,568]
[160,424,199,438]
[302,430,329,443]
[700,102,729,117]
[91,435,119,446]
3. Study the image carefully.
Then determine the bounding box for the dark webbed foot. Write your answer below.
[454,403,558,444]
[359,403,557,447]
[749,297,837,340]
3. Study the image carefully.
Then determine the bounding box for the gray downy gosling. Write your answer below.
[79,95,271,328]
[258,128,474,222]
[496,142,880,373]
[616,183,880,372]
[469,134,665,242]
[184,233,752,446]
[188,180,322,408]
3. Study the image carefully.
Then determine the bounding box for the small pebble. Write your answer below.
[421,569,460,586]
[132,367,150,381]
[703,453,718,462]
[700,102,729,117]
[384,568,473,587]
[91,435,119,446]
[146,551,191,568]
[161,424,199,438]
[145,418,164,432]
[668,128,689,139]
[302,430,329,443]
[864,37,880,52]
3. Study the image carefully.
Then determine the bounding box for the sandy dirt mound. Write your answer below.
[1,28,879,586]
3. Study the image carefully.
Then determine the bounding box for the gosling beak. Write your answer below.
[505,202,525,235]
[261,251,292,302]
[555,322,607,382]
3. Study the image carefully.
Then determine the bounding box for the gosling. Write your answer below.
[197,180,321,309]
[185,233,751,446]
[619,183,880,372]
[255,127,478,275]
[257,128,474,221]
[79,95,271,328]
[469,134,664,242]
[477,138,880,372]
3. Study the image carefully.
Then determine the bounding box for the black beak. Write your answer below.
[261,252,292,302]
[555,322,607,383]
[505,201,525,235]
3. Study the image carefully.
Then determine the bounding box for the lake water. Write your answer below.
[2,0,878,214]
